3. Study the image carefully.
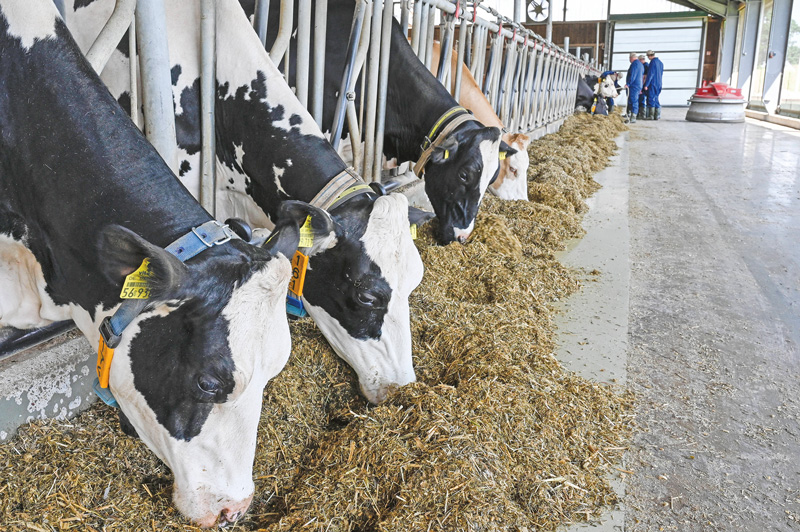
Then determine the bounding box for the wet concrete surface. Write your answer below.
[624,109,800,530]
[555,133,630,531]
[556,108,800,531]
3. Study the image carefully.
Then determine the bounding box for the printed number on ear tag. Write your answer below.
[299,216,314,248]
[288,250,309,297]
[120,258,152,299]
[410,224,417,240]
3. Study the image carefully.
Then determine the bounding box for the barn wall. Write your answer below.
[526,21,609,63]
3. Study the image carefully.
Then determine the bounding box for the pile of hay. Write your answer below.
[0,113,630,531]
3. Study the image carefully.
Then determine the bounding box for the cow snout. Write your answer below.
[362,382,399,404]
[180,491,254,529]
[218,499,251,527]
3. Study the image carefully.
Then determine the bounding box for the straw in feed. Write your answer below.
[0,113,631,531]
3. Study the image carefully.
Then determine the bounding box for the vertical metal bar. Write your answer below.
[135,0,178,174]
[411,0,423,55]
[482,33,498,95]
[595,21,600,64]
[128,17,140,129]
[498,39,515,118]
[200,0,216,215]
[363,0,384,181]
[296,0,312,109]
[416,1,428,59]
[550,55,563,122]
[552,55,563,121]
[253,0,270,46]
[423,4,435,69]
[437,15,454,83]
[522,44,537,130]
[373,0,394,182]
[312,0,328,126]
[546,10,552,41]
[401,0,410,38]
[331,0,368,151]
[453,15,467,100]
[470,24,482,77]
[507,43,524,128]
[535,50,550,127]
[269,0,294,66]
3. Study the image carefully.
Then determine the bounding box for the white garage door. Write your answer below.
[611,19,705,106]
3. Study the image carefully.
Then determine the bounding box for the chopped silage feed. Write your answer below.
[0,113,631,531]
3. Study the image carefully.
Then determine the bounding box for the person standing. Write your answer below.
[625,52,644,123]
[638,55,649,120]
[644,50,664,120]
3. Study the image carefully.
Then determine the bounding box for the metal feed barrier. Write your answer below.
[0,0,601,359]
[253,0,601,183]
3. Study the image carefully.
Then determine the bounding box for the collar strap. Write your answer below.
[310,167,373,211]
[413,107,478,176]
[95,220,239,407]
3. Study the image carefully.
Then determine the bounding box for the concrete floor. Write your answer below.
[557,108,800,531]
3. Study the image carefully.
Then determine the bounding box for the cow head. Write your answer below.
[491,133,531,201]
[300,192,431,404]
[96,203,332,528]
[595,77,619,99]
[423,124,502,244]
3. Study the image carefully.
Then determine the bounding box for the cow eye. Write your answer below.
[355,290,384,308]
[197,375,221,396]
[458,170,469,183]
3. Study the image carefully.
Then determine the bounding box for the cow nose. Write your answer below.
[456,234,468,244]
[219,510,241,526]
[215,495,253,527]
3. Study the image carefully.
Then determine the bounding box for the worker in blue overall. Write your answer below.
[643,50,664,120]
[600,70,622,112]
[625,52,644,123]
[637,55,649,120]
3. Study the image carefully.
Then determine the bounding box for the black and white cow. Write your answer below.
[66,0,429,404]
[576,74,617,115]
[246,0,504,245]
[0,1,331,526]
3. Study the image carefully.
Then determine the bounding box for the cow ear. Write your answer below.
[408,206,435,227]
[499,140,518,158]
[98,225,188,299]
[429,136,459,165]
[263,200,336,258]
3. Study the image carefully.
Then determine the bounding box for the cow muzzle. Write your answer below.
[174,485,254,528]
[453,227,472,244]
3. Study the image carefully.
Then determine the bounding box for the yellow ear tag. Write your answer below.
[443,149,449,160]
[410,224,417,240]
[96,338,114,388]
[120,258,152,299]
[499,151,507,161]
[299,216,314,248]
[288,250,309,297]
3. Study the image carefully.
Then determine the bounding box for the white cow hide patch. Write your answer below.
[1,1,58,50]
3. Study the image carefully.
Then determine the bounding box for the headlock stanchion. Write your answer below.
[238,0,600,185]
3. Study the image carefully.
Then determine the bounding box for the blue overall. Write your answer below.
[626,60,644,116]
[639,62,649,111]
[644,57,664,108]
